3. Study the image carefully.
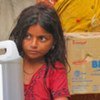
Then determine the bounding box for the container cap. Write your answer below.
[0,40,20,62]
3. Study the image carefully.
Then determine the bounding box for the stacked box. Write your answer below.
[65,33,100,94]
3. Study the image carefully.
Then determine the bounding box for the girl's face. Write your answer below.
[22,24,54,61]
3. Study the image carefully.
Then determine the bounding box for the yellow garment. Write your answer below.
[54,0,100,32]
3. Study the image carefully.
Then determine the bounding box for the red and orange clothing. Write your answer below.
[24,61,70,100]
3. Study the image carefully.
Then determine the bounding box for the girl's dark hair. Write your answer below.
[9,3,68,68]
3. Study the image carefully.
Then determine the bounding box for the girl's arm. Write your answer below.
[54,96,69,100]
[49,62,70,99]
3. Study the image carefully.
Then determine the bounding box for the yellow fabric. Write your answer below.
[54,0,100,32]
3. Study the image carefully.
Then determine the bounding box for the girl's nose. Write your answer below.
[30,38,38,48]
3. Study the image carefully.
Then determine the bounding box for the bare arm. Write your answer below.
[36,0,57,6]
[54,97,69,100]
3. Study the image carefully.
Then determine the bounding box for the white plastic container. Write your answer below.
[0,40,24,100]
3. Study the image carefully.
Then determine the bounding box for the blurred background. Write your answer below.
[0,0,100,100]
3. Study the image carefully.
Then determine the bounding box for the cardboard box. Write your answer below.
[65,33,100,94]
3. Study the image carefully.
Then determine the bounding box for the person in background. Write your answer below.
[36,0,57,6]
[9,3,70,100]
[36,0,100,32]
[0,0,36,41]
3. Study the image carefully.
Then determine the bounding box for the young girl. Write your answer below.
[9,3,70,100]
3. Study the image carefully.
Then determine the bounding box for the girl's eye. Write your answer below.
[39,36,46,42]
[25,34,31,39]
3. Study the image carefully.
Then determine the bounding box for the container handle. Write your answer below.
[0,40,20,61]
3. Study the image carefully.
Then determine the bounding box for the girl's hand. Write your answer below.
[36,0,57,6]
[54,97,69,100]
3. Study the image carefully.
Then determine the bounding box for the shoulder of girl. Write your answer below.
[54,61,65,69]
